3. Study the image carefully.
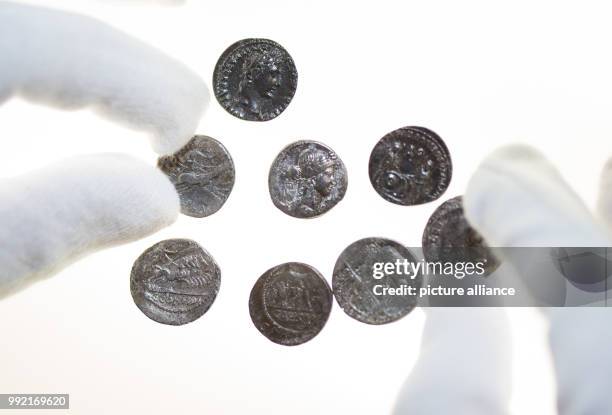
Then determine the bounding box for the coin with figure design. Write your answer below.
[249,262,333,346]
[213,38,298,121]
[130,239,221,325]
[158,135,235,218]
[269,140,348,218]
[369,126,452,206]
[333,237,421,325]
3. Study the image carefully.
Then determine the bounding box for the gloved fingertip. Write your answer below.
[464,144,608,246]
[0,2,209,156]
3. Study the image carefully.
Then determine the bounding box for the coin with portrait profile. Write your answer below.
[130,239,221,326]
[269,140,348,218]
[213,38,298,121]
[249,262,333,346]
[369,126,452,206]
[158,135,235,218]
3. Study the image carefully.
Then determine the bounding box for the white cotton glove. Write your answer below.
[395,144,612,415]
[393,307,512,415]
[394,246,514,413]
[0,2,209,297]
[464,145,612,415]
[0,1,208,155]
[464,146,610,247]
[0,155,180,297]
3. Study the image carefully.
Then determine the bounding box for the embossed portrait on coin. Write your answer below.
[213,38,298,121]
[237,53,283,116]
[290,146,337,213]
[269,141,348,219]
[369,127,452,206]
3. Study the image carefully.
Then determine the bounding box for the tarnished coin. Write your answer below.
[333,238,421,325]
[130,239,221,325]
[158,135,235,218]
[422,196,499,275]
[269,140,348,218]
[369,126,452,205]
[213,38,298,121]
[249,262,333,346]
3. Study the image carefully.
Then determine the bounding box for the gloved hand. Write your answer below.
[395,145,612,414]
[0,1,208,297]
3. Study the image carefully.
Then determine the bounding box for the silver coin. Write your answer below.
[369,126,452,205]
[158,135,235,218]
[422,196,499,275]
[249,262,333,346]
[213,38,298,121]
[333,238,421,325]
[269,140,348,218]
[130,239,221,325]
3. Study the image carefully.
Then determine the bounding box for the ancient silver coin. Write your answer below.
[158,135,235,218]
[269,140,348,218]
[249,262,333,346]
[130,239,221,326]
[333,238,421,325]
[369,126,452,206]
[213,38,298,121]
[422,196,500,275]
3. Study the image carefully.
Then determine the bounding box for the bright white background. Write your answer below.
[1,0,612,413]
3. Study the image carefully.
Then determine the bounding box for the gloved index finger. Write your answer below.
[0,1,208,155]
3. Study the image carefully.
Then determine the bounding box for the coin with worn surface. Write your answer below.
[158,135,235,218]
[130,239,221,325]
[213,38,298,121]
[422,196,499,275]
[249,262,333,346]
[333,238,421,325]
[269,140,347,218]
[369,126,452,205]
